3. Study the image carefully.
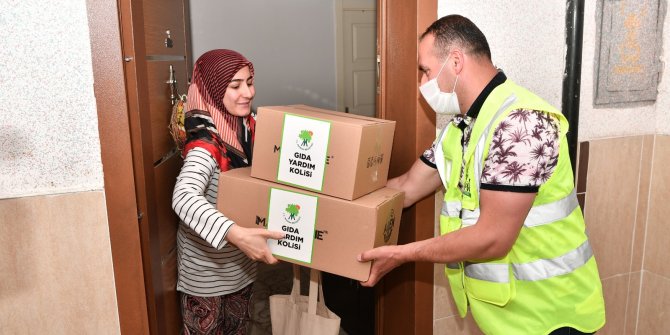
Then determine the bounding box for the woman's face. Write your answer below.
[223,66,255,117]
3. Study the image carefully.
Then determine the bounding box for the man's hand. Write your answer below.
[357,244,407,287]
[226,225,285,264]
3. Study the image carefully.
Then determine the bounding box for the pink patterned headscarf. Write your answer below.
[186,49,254,154]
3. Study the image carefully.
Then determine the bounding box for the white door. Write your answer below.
[342,9,376,117]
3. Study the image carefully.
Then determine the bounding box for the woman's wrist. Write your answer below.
[225,224,241,244]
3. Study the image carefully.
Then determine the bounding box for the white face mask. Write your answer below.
[419,57,460,115]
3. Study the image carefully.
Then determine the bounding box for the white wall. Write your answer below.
[440,1,670,140]
[0,0,103,199]
[190,0,338,110]
[440,1,566,109]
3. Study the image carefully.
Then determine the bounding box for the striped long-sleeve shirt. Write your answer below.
[172,147,256,297]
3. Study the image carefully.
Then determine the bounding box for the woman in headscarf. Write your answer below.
[172,49,284,335]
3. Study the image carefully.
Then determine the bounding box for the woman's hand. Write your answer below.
[226,225,285,264]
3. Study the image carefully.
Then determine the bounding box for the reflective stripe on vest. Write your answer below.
[447,188,580,227]
[464,239,593,282]
[524,189,579,227]
[441,201,462,218]
[434,126,450,187]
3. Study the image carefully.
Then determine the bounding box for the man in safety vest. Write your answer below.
[358,15,605,335]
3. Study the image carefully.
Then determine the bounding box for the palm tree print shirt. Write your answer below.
[421,72,560,193]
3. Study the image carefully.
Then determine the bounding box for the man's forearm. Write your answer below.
[403,223,508,264]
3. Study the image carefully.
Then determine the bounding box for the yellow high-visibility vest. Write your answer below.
[436,79,606,335]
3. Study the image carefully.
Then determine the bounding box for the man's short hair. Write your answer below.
[420,15,491,61]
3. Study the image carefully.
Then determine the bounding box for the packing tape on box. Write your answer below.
[370,126,383,182]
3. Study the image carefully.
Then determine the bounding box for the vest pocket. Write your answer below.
[445,264,468,317]
[464,262,515,307]
[441,216,468,316]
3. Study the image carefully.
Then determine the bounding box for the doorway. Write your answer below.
[336,0,377,117]
[189,1,376,116]
[91,0,437,334]
[189,2,377,334]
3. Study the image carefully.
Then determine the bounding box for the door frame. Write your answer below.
[86,0,151,334]
[88,0,437,333]
[376,0,437,334]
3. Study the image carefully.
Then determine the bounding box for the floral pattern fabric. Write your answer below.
[181,284,253,335]
[423,109,559,191]
[481,108,559,189]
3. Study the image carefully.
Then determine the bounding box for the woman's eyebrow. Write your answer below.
[229,76,253,83]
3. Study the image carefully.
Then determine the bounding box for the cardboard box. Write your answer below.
[251,104,396,200]
[218,167,404,281]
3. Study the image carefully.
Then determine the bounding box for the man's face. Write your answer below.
[418,34,452,92]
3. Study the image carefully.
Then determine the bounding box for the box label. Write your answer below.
[267,188,318,263]
[277,114,331,191]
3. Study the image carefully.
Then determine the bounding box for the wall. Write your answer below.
[656,1,670,135]
[578,0,660,140]
[638,136,670,333]
[578,135,670,334]
[437,0,669,140]
[190,0,338,110]
[0,1,103,198]
[0,1,120,333]
[438,1,566,108]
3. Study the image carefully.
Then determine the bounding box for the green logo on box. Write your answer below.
[297,130,314,150]
[283,204,301,224]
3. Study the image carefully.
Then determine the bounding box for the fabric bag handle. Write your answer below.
[308,269,318,314]
[308,268,327,315]
[290,264,301,301]
[290,265,328,316]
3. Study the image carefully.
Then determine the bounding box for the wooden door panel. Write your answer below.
[160,246,181,335]
[146,61,188,163]
[153,142,182,335]
[118,0,190,333]
[153,153,182,257]
[143,0,187,56]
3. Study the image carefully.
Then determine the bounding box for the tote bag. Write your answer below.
[269,265,341,335]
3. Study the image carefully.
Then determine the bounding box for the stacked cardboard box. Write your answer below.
[218,105,403,281]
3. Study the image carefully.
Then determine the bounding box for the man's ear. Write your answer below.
[450,48,465,75]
